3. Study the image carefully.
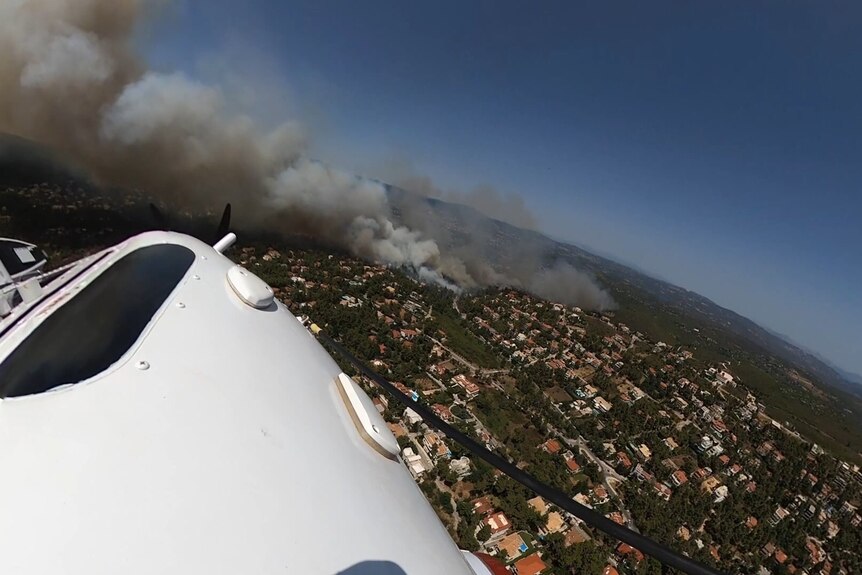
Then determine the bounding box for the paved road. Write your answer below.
[550,425,638,530]
[427,335,510,377]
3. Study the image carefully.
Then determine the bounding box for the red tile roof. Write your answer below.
[617,543,645,563]
[542,439,562,454]
[471,496,494,516]
[616,451,632,468]
[473,553,508,575]
[514,554,547,575]
[746,516,758,529]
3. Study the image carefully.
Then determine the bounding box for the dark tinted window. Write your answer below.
[0,244,194,398]
[0,239,46,278]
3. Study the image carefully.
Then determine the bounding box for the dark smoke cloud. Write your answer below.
[0,0,615,311]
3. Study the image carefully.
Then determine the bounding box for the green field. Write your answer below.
[435,313,503,369]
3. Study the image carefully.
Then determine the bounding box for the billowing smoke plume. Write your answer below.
[393,190,617,309]
[528,264,616,311]
[0,0,615,310]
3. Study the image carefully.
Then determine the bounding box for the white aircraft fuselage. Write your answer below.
[0,231,497,575]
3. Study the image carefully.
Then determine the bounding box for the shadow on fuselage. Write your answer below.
[337,560,408,575]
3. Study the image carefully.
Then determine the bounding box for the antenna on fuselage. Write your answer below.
[212,203,236,253]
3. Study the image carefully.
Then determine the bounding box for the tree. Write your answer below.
[544,535,608,574]
[476,524,491,543]
[457,518,480,551]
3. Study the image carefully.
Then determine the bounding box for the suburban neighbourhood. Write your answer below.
[243,244,862,575]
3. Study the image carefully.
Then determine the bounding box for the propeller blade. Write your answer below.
[215,203,232,241]
[149,203,169,230]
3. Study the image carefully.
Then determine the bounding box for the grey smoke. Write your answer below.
[0,0,615,310]
[528,263,616,311]
[379,159,537,230]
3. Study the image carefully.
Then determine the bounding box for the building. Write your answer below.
[452,374,481,398]
[422,431,451,461]
[616,451,633,471]
[711,418,728,436]
[513,554,547,575]
[528,496,548,516]
[403,407,423,426]
[746,516,758,529]
[401,447,426,477]
[594,396,613,413]
[592,485,609,505]
[692,467,712,481]
[617,543,645,563]
[432,360,457,376]
[471,496,494,516]
[562,450,581,473]
[393,381,413,397]
[431,403,454,422]
[607,511,625,525]
[540,438,563,454]
[637,444,652,461]
[806,537,825,564]
[701,476,722,494]
[696,435,715,453]
[573,493,592,509]
[564,525,590,546]
[449,456,472,478]
[770,506,790,526]
[497,532,528,561]
[671,469,688,486]
[481,512,511,541]
[545,512,567,534]
[633,464,654,483]
[387,422,408,438]
[654,482,672,501]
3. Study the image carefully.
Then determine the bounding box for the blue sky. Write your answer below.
[142,1,862,376]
